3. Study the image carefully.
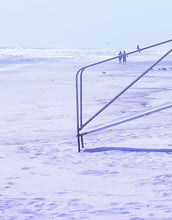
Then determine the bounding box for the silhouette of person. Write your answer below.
[137,45,141,52]
[123,50,127,64]
[118,51,122,64]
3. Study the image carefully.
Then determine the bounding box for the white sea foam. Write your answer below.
[0,47,171,69]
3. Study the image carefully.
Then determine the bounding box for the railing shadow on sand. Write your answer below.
[83,146,172,153]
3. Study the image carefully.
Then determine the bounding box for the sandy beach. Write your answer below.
[0,48,172,219]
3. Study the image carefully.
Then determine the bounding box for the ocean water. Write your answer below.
[0,47,171,69]
[0,48,114,68]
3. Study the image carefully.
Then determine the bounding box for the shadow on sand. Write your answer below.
[83,146,172,153]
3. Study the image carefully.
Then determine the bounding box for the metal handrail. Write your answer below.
[76,39,172,152]
[80,103,172,136]
[81,48,172,129]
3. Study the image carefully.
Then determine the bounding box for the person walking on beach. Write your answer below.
[137,45,141,53]
[118,51,122,64]
[122,50,127,64]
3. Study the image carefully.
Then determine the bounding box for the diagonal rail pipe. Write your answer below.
[80,103,172,136]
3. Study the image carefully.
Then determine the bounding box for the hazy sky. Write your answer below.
[0,0,172,49]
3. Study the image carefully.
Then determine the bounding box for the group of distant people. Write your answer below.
[118,50,127,64]
[118,45,141,64]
